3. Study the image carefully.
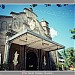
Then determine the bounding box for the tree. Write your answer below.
[70,28,75,39]
[60,47,75,69]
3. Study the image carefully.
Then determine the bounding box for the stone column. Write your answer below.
[24,45,26,70]
[3,36,11,64]
[38,49,42,70]
[45,51,50,70]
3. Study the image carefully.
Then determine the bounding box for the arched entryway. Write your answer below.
[26,51,38,70]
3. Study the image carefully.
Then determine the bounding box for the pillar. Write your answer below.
[38,49,42,70]
[24,45,26,70]
[3,36,11,64]
[45,51,50,70]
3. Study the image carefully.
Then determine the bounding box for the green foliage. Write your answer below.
[60,47,75,68]
[0,63,9,70]
[70,28,75,33]
[2,63,9,70]
[70,28,75,39]
[56,62,62,70]
[72,35,75,39]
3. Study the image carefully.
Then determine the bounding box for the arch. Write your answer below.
[1,21,7,31]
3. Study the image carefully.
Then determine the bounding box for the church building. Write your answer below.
[0,8,65,70]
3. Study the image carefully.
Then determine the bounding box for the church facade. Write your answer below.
[0,8,65,70]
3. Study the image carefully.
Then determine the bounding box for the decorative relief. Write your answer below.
[0,21,7,31]
[29,20,36,30]
[44,56,46,66]
[13,51,19,66]
[13,20,20,29]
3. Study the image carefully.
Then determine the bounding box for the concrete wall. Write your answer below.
[0,16,12,61]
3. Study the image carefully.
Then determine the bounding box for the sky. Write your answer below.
[0,4,74,49]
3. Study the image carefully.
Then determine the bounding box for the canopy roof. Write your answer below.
[8,29,65,51]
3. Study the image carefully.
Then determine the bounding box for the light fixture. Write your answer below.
[25,33,27,41]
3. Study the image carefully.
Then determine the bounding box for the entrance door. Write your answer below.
[26,51,38,70]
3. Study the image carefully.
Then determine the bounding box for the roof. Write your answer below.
[8,29,65,51]
[0,15,12,18]
[41,20,49,24]
[24,8,38,17]
[58,52,65,62]
[58,52,64,59]
[10,12,26,15]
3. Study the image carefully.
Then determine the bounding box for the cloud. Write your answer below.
[50,27,58,38]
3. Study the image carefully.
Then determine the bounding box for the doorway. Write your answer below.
[26,51,38,70]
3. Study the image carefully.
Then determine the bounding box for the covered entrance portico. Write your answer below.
[3,29,65,70]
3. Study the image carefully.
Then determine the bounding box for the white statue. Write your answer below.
[44,56,46,65]
[13,51,19,66]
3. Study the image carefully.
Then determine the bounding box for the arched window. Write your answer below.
[1,21,7,31]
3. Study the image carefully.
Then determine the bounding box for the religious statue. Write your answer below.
[44,56,46,66]
[13,51,19,66]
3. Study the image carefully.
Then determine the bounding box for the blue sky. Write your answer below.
[0,4,74,49]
